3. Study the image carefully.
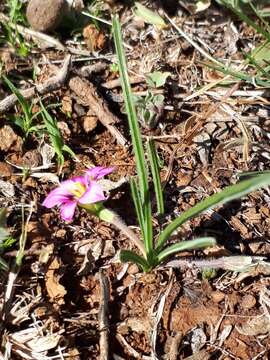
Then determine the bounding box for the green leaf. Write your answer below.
[0,256,8,271]
[251,40,270,66]
[0,208,9,244]
[130,177,145,239]
[40,101,65,166]
[146,138,164,215]
[194,0,211,13]
[119,249,150,271]
[218,0,270,42]
[112,16,153,254]
[2,75,33,135]
[157,173,270,251]
[62,144,77,159]
[134,2,166,29]
[157,237,216,262]
[146,71,170,88]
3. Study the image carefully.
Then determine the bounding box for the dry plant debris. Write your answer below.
[0,0,270,359]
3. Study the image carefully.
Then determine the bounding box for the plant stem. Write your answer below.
[111,213,147,258]
[98,207,146,258]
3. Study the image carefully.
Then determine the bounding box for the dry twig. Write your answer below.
[0,55,71,114]
[102,75,145,90]
[99,272,110,360]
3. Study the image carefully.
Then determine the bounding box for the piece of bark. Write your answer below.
[68,76,127,146]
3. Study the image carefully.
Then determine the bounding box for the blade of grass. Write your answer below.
[16,204,32,267]
[146,138,164,215]
[244,50,270,80]
[2,75,32,135]
[119,249,150,271]
[130,177,145,238]
[112,15,153,254]
[40,101,65,167]
[219,0,270,42]
[249,2,270,34]
[157,173,270,251]
[202,61,270,88]
[157,237,216,263]
[0,256,8,271]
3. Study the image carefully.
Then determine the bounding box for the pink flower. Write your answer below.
[42,166,114,221]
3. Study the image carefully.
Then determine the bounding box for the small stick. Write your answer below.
[102,75,145,90]
[78,62,108,77]
[169,332,183,360]
[116,333,151,360]
[69,76,127,147]
[99,272,110,360]
[0,55,71,114]
[0,13,65,51]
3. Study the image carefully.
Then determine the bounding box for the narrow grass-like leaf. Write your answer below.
[157,237,216,263]
[3,75,32,135]
[112,16,153,253]
[146,138,164,215]
[40,101,64,166]
[130,177,145,238]
[219,0,270,42]
[134,2,166,29]
[16,207,27,267]
[249,2,270,35]
[0,256,8,271]
[157,173,270,251]
[203,61,270,88]
[238,170,270,179]
[244,50,270,80]
[120,249,150,271]
[62,144,77,159]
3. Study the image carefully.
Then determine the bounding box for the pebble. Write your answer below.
[211,291,225,303]
[127,264,139,275]
[241,294,256,310]
[83,115,98,133]
[26,0,68,33]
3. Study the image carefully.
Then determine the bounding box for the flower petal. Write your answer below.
[86,166,115,180]
[60,201,77,221]
[78,181,106,204]
[42,187,71,208]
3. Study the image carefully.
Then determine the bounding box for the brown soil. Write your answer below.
[0,1,270,359]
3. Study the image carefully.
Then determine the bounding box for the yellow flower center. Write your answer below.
[70,182,86,198]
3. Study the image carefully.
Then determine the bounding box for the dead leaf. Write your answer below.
[0,179,15,197]
[83,24,106,52]
[45,256,66,305]
[0,125,22,152]
[62,95,72,115]
[236,314,270,336]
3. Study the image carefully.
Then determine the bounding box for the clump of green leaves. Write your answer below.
[3,76,38,138]
[112,16,270,272]
[2,0,30,56]
[40,101,76,170]
[134,71,170,129]
[2,76,76,170]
